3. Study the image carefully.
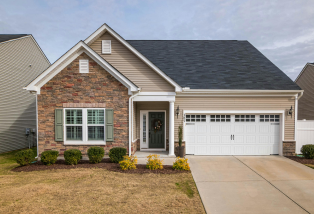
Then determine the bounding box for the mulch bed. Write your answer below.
[286,156,314,165]
[11,158,189,174]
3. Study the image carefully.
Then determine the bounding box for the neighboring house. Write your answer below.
[0,34,50,153]
[295,63,314,120]
[25,24,302,157]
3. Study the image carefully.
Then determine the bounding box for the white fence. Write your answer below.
[296,120,314,154]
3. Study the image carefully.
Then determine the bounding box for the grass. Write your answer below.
[0,148,205,213]
[305,164,314,169]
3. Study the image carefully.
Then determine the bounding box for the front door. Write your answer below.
[149,112,165,148]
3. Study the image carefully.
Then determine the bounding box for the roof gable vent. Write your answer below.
[79,59,89,73]
[102,40,111,54]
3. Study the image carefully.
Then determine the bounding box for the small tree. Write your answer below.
[178,126,183,147]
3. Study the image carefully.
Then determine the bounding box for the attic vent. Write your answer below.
[102,40,111,54]
[79,59,89,73]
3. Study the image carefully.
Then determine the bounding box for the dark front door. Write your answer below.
[149,112,165,148]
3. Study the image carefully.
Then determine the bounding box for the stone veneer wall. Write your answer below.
[283,141,296,156]
[37,53,130,156]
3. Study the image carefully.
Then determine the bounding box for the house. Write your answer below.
[295,63,314,120]
[25,24,302,157]
[294,63,314,153]
[0,34,50,154]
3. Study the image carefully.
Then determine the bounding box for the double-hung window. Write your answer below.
[64,108,105,145]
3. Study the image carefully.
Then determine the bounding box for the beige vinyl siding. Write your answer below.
[89,32,175,92]
[0,37,50,153]
[296,64,314,120]
[136,102,169,140]
[174,96,295,141]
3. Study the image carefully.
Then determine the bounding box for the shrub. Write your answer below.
[146,154,164,170]
[301,144,314,159]
[41,150,59,166]
[15,149,34,166]
[87,147,105,164]
[172,157,190,171]
[109,147,127,163]
[119,155,138,170]
[64,149,82,165]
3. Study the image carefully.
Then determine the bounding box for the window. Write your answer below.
[64,108,105,144]
[260,115,280,122]
[79,59,89,73]
[235,115,255,122]
[102,40,111,54]
[87,110,104,140]
[210,115,230,122]
[186,115,206,122]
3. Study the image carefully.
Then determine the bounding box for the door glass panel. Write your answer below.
[143,114,146,143]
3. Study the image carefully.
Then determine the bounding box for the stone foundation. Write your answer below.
[283,141,296,156]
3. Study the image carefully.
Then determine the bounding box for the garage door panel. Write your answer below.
[197,125,207,133]
[186,135,195,144]
[246,125,256,133]
[246,136,257,144]
[197,135,207,144]
[221,135,231,143]
[234,135,245,144]
[208,146,220,155]
[210,135,220,143]
[209,125,220,133]
[195,146,207,155]
[186,145,195,155]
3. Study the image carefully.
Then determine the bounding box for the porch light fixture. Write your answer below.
[176,106,180,119]
[287,106,293,118]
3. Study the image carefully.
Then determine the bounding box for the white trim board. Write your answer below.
[24,41,138,95]
[84,24,182,92]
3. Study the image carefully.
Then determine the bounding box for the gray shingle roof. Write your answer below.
[0,34,29,43]
[127,40,300,90]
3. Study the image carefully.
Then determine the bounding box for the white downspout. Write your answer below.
[294,94,298,141]
[129,90,140,156]
[36,94,39,158]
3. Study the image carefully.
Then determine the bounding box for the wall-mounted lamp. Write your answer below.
[287,105,293,118]
[176,106,180,119]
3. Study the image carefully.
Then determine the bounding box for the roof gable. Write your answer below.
[84,24,182,92]
[127,40,301,90]
[25,41,138,95]
[295,63,314,83]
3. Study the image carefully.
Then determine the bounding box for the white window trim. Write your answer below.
[79,59,89,73]
[102,40,111,54]
[63,108,106,145]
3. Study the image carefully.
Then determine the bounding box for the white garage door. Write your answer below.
[185,114,280,155]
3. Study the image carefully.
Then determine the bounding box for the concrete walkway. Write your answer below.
[188,155,314,214]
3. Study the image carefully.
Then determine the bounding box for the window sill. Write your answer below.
[64,141,106,146]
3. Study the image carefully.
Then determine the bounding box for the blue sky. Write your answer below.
[1,0,313,80]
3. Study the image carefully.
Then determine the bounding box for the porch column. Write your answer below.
[169,101,175,156]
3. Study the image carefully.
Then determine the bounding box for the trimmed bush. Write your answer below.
[64,149,82,165]
[172,157,190,171]
[146,154,164,170]
[41,150,59,166]
[119,155,137,170]
[109,147,127,163]
[87,147,105,164]
[301,144,314,159]
[15,149,35,166]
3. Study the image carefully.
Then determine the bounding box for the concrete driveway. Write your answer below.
[188,155,314,214]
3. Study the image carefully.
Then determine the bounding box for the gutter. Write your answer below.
[181,88,304,94]
[129,89,141,156]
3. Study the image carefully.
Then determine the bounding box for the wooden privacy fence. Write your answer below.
[296,120,314,154]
